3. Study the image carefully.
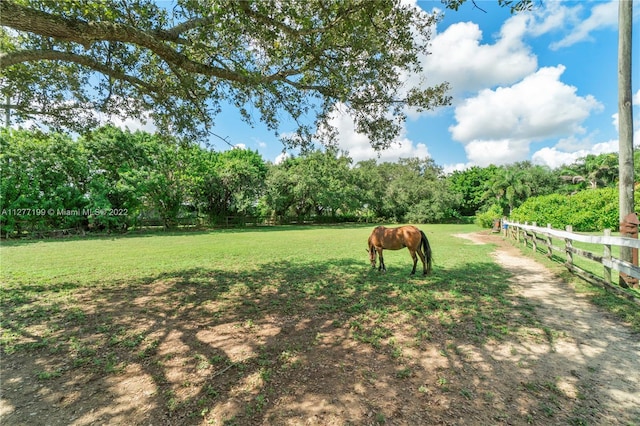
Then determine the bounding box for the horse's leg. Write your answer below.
[378,248,386,272]
[409,248,418,275]
[416,247,427,275]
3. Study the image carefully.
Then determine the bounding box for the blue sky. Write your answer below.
[106,1,640,172]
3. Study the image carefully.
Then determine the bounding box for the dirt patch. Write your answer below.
[2,232,639,425]
[454,232,640,425]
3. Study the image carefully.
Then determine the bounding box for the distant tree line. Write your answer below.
[1,126,638,237]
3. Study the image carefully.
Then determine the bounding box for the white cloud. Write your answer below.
[524,1,583,37]
[442,162,471,174]
[103,114,157,133]
[96,99,157,133]
[612,112,619,131]
[464,138,531,167]
[9,99,157,135]
[418,18,537,100]
[274,152,290,164]
[532,94,640,169]
[554,134,594,152]
[447,65,602,167]
[531,147,582,169]
[451,66,601,142]
[549,0,618,50]
[311,2,629,168]
[356,9,540,162]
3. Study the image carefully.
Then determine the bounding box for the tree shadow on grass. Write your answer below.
[2,256,636,425]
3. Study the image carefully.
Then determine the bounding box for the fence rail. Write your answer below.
[503,221,640,305]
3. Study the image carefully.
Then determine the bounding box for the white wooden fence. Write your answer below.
[503,220,640,304]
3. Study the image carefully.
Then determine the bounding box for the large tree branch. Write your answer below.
[0,49,162,95]
[159,17,212,40]
[1,1,251,83]
[1,1,335,96]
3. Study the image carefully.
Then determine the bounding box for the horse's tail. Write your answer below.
[420,230,433,274]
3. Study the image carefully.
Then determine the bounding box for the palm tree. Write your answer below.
[559,153,619,191]
[484,165,532,215]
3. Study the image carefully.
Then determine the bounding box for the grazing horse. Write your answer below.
[367,225,433,275]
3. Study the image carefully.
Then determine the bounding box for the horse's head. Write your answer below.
[367,246,377,268]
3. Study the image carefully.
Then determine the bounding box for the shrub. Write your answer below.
[509,193,571,229]
[475,204,503,228]
[510,187,639,232]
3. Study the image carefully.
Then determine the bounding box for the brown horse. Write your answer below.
[367,225,433,275]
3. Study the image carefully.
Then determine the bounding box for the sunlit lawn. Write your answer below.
[2,223,638,425]
[2,223,518,352]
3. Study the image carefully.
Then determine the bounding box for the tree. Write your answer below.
[556,152,622,194]
[0,129,88,235]
[1,0,450,150]
[582,154,619,189]
[524,163,559,197]
[352,159,388,219]
[215,148,268,218]
[80,125,154,229]
[381,158,443,222]
[284,149,356,220]
[447,165,499,216]
[81,126,195,230]
[260,162,297,223]
[484,164,533,215]
[304,149,358,218]
[405,178,461,223]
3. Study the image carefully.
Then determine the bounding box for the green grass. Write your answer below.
[2,224,636,350]
[1,224,636,424]
[1,224,485,288]
[1,224,513,350]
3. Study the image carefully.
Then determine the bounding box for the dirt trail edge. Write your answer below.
[456,232,640,425]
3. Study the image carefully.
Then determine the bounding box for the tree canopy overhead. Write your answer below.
[1,0,451,149]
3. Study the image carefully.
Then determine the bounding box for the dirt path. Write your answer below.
[456,232,640,425]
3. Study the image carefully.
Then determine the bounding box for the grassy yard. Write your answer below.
[1,224,637,425]
[3,224,512,353]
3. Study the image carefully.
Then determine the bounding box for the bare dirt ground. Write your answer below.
[454,232,640,425]
[2,232,639,425]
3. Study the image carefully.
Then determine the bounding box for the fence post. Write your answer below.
[565,225,573,269]
[619,213,639,288]
[516,223,521,244]
[546,224,553,258]
[603,229,612,285]
[532,222,537,253]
